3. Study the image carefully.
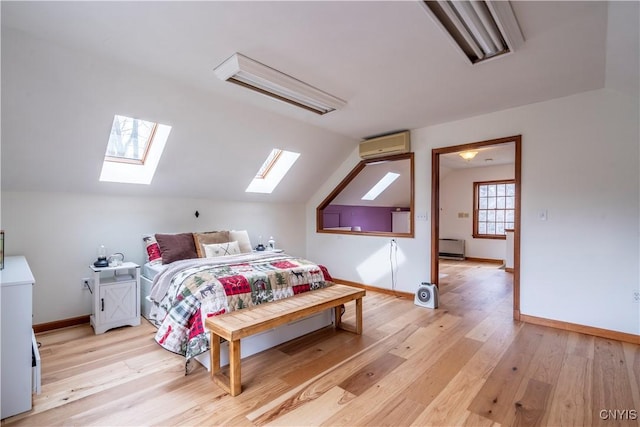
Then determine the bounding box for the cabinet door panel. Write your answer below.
[99,282,137,324]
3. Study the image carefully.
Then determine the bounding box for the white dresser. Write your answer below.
[1,256,37,419]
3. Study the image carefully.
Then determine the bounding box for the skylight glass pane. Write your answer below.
[105,115,157,163]
[362,172,400,200]
[100,114,171,185]
[246,149,300,194]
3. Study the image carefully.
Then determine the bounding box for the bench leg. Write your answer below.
[210,332,221,377]
[228,339,242,396]
[335,298,363,335]
[355,297,363,335]
[209,333,242,396]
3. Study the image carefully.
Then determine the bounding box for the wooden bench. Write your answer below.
[204,284,365,396]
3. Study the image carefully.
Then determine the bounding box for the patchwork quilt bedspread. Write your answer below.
[149,252,333,361]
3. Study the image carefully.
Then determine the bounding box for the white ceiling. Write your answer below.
[440,142,515,171]
[0,1,613,202]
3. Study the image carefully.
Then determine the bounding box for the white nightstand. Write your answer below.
[89,262,140,334]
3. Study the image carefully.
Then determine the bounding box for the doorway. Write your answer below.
[431,135,522,320]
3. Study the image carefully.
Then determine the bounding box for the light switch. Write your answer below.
[538,210,548,221]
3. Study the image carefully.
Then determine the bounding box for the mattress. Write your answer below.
[141,262,166,280]
[141,262,166,320]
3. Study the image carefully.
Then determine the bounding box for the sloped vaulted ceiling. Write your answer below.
[0,1,612,202]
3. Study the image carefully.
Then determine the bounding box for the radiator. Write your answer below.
[439,239,465,260]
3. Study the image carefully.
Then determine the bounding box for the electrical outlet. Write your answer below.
[633,290,640,303]
[81,278,91,290]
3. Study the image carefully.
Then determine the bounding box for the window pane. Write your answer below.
[106,115,156,161]
[497,184,505,196]
[487,211,496,222]
[496,210,505,222]
[479,222,486,234]
[496,223,505,234]
[488,185,496,197]
[479,198,488,209]
[506,184,515,196]
[497,197,505,209]
[506,210,515,222]
[487,223,496,234]
[506,222,514,229]
[488,197,496,209]
[479,185,488,197]
[506,196,514,209]
[479,210,487,221]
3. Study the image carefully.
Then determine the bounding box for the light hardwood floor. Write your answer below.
[3,260,639,426]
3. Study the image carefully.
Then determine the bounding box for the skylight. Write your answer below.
[246,149,300,193]
[361,172,400,200]
[99,115,171,185]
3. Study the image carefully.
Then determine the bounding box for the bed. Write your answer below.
[140,231,336,372]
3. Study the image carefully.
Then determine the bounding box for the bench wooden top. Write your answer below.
[205,284,365,341]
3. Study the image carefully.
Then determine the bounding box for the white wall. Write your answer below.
[307,88,639,335]
[440,164,514,260]
[1,191,304,323]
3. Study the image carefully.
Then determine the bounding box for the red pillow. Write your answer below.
[155,233,198,264]
[143,235,162,265]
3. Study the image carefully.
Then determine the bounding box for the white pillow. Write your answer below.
[229,230,253,253]
[203,241,241,258]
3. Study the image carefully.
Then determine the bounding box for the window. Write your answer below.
[99,115,171,185]
[104,115,157,164]
[473,180,515,239]
[361,172,400,201]
[246,148,300,193]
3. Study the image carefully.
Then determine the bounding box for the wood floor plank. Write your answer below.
[546,353,592,427]
[263,386,355,427]
[591,338,637,427]
[467,324,545,423]
[403,337,483,406]
[462,411,501,426]
[361,395,426,427]
[338,352,406,396]
[623,342,640,413]
[512,378,552,427]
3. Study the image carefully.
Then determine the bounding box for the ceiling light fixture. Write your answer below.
[459,151,478,161]
[213,53,346,115]
[420,1,524,64]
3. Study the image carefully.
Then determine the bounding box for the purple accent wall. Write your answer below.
[324,205,401,232]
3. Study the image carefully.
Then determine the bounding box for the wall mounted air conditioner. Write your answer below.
[359,131,411,159]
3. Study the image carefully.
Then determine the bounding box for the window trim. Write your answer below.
[473,179,515,240]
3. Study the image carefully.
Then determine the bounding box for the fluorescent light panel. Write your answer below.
[362,172,400,201]
[214,53,346,115]
[421,1,524,64]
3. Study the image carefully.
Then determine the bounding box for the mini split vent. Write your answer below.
[359,131,411,159]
